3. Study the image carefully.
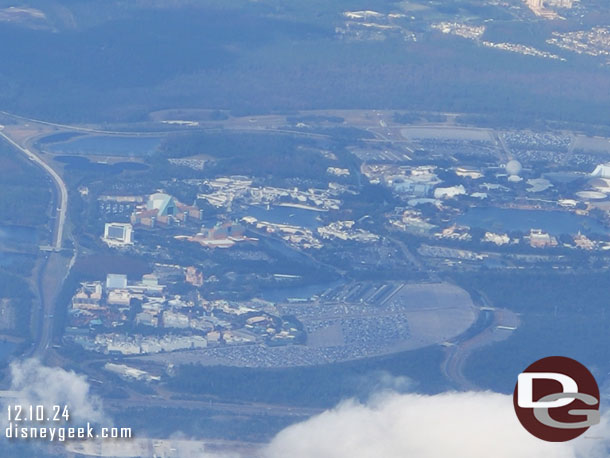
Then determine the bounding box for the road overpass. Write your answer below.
[0,126,73,360]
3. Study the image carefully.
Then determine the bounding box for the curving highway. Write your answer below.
[0,129,67,251]
[0,126,72,360]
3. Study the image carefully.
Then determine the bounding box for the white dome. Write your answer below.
[506,160,522,176]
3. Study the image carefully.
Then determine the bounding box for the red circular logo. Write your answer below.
[513,356,600,442]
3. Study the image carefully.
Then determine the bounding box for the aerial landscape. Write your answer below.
[0,0,610,456]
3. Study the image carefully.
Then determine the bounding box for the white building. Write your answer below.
[546,0,576,7]
[102,223,133,247]
[528,229,558,248]
[162,310,190,329]
[434,185,466,199]
[591,163,610,179]
[136,311,159,327]
[107,290,131,306]
[106,274,128,290]
[483,232,510,246]
[72,282,103,310]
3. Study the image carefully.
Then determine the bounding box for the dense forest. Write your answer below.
[0,1,609,130]
[453,271,610,392]
[0,143,50,227]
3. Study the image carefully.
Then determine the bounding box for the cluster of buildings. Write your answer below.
[573,162,610,201]
[526,229,558,248]
[336,10,415,43]
[99,176,388,253]
[432,16,566,60]
[362,164,441,197]
[101,192,204,248]
[102,222,133,247]
[130,192,202,227]
[370,138,610,256]
[548,27,610,61]
[432,22,485,40]
[186,175,384,250]
[591,163,610,179]
[327,167,350,177]
[66,268,303,356]
[91,333,208,355]
[363,161,504,207]
[432,19,564,61]
[524,0,576,19]
[98,195,142,215]
[69,268,203,331]
[389,209,437,236]
[175,221,253,249]
[317,221,379,243]
[197,176,342,212]
[239,215,381,249]
[104,362,160,382]
[416,220,602,250]
[480,40,564,61]
[434,225,472,242]
[483,232,511,246]
[241,216,322,249]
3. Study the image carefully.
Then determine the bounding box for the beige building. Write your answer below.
[528,229,558,248]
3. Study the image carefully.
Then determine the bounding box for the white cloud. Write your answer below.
[2,359,240,456]
[4,358,107,426]
[4,360,607,458]
[264,391,609,458]
[357,370,414,397]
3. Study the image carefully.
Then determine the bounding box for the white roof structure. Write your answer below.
[591,164,610,179]
[102,222,133,247]
[147,193,175,216]
[506,160,522,176]
[106,274,128,290]
[434,185,466,199]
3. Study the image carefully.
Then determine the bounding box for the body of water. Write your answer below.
[0,252,34,267]
[46,135,162,156]
[543,172,586,184]
[0,342,17,363]
[458,207,607,235]
[37,132,84,144]
[56,156,149,173]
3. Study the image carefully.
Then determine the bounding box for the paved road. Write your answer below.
[0,128,71,361]
[104,395,322,418]
[441,306,520,391]
[0,129,68,250]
